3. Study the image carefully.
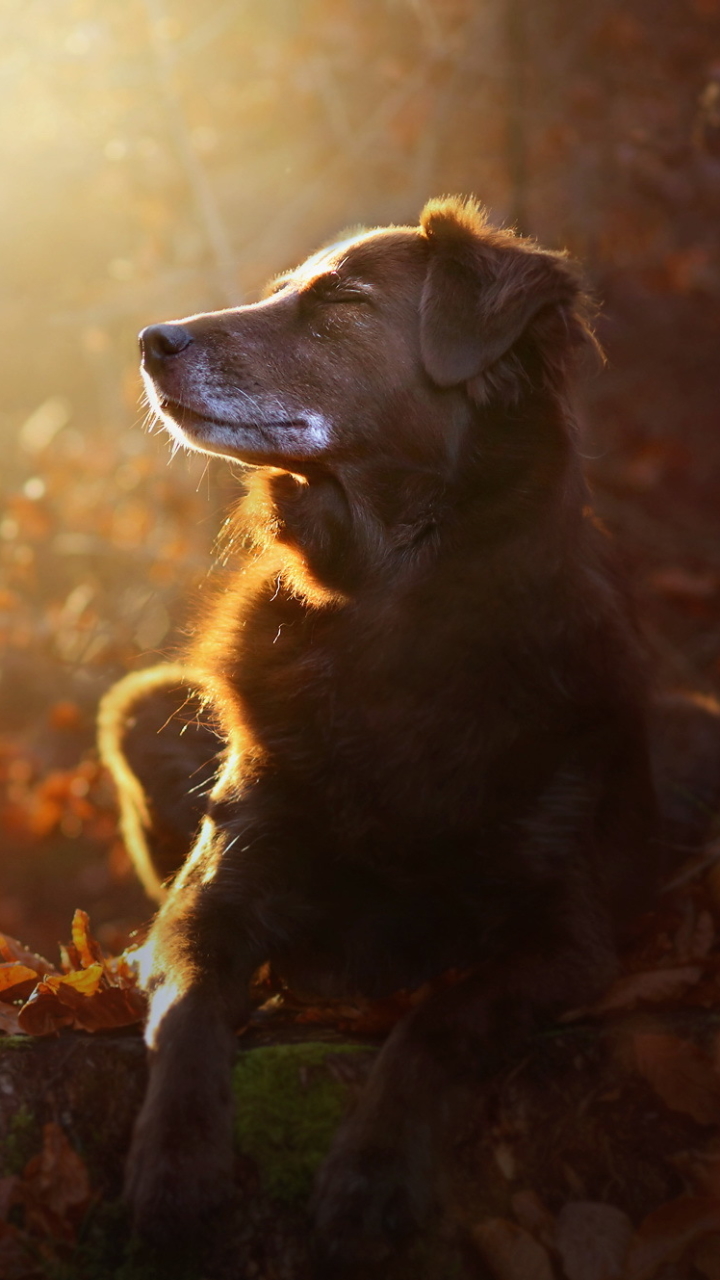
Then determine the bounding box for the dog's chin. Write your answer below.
[157,400,333,468]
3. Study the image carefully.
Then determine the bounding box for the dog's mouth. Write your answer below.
[154,394,332,466]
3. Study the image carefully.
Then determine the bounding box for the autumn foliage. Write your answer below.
[1,0,720,1275]
[0,1122,93,1280]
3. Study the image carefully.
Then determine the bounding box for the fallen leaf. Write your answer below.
[16,988,73,1037]
[0,936,56,978]
[682,1138,720,1199]
[511,1190,556,1248]
[43,966,104,998]
[494,1141,516,1181]
[590,967,703,1014]
[0,965,38,1004]
[17,967,145,1035]
[51,983,146,1033]
[0,1005,24,1036]
[648,568,717,601]
[70,909,104,970]
[58,943,82,974]
[694,1232,720,1279]
[20,1123,91,1227]
[0,1177,18,1220]
[48,701,81,730]
[0,1227,42,1280]
[624,1196,720,1279]
[630,1033,720,1125]
[556,1201,633,1280]
[255,968,470,1036]
[675,910,715,962]
[104,945,143,986]
[14,912,148,1036]
[472,1218,555,1280]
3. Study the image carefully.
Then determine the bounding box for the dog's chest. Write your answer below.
[229,587,530,842]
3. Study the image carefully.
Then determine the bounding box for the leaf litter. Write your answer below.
[1,854,720,1276]
[0,1122,93,1280]
[0,909,145,1037]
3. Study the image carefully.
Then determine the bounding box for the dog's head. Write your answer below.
[140,197,591,482]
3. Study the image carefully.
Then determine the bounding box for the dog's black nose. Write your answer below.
[139,323,193,361]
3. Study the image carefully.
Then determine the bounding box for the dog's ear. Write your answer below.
[419,197,590,401]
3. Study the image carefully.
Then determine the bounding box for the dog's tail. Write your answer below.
[98,664,224,901]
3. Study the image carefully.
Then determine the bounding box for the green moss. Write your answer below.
[232,1042,370,1203]
[0,1036,34,1049]
[2,1102,38,1175]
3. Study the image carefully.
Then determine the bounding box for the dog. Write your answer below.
[99,197,719,1273]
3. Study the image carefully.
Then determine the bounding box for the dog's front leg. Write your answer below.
[125,816,284,1252]
[313,930,616,1275]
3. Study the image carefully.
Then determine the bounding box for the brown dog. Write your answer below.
[100,197,709,1273]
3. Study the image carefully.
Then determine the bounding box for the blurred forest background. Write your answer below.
[0,0,719,960]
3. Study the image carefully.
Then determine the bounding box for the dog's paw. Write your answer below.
[124,1122,235,1253]
[312,1143,431,1276]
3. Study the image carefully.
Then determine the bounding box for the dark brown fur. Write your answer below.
[100,198,714,1274]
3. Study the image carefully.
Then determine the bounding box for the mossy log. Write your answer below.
[1,1012,719,1279]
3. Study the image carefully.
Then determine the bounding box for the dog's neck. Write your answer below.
[231,387,583,600]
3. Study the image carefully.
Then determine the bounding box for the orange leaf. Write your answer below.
[16,988,73,1037]
[586,967,703,1015]
[625,1196,720,1280]
[59,943,82,974]
[103,946,143,987]
[43,966,104,999]
[18,1123,92,1244]
[630,1033,720,1125]
[22,1123,90,1219]
[48,702,81,731]
[70,910,104,970]
[472,1218,555,1280]
[49,983,146,1032]
[0,965,41,1004]
[0,936,56,978]
[17,970,145,1036]
[15,910,148,1036]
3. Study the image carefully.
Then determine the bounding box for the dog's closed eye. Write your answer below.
[301,272,373,306]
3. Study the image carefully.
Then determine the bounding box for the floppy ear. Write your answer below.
[419,197,587,400]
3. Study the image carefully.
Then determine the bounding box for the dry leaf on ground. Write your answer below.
[0,1005,23,1035]
[17,961,145,1035]
[0,910,146,1037]
[0,937,56,978]
[471,1217,555,1280]
[693,1233,720,1279]
[624,1195,720,1280]
[628,1032,720,1125]
[0,1226,43,1280]
[674,910,715,963]
[511,1190,557,1248]
[0,1124,92,1276]
[0,965,38,1003]
[587,967,703,1014]
[70,909,105,970]
[556,1201,633,1280]
[18,1122,92,1238]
